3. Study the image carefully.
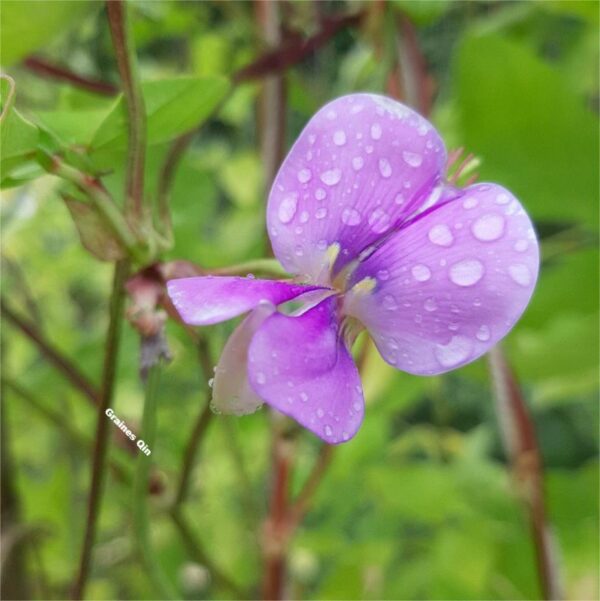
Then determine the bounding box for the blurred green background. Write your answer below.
[1,1,598,600]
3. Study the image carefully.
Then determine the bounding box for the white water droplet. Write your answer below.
[435,336,472,368]
[378,158,392,178]
[300,211,309,224]
[333,130,347,146]
[320,169,342,186]
[297,168,312,183]
[353,401,361,412]
[472,213,505,242]
[294,246,304,257]
[402,151,423,167]
[326,110,337,120]
[256,372,266,384]
[315,188,326,201]
[315,207,328,220]
[424,298,437,312]
[368,209,391,233]
[509,264,532,286]
[428,224,453,247]
[514,239,528,252]
[370,123,382,140]
[208,378,214,388]
[412,264,431,282]
[463,197,478,209]
[383,295,398,310]
[377,269,390,281]
[324,425,333,437]
[449,259,484,287]
[495,193,510,205]
[317,408,325,418]
[341,208,361,226]
[352,156,364,171]
[278,195,297,223]
[300,392,309,402]
[476,325,491,341]
[394,193,405,205]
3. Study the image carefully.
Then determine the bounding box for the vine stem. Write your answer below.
[106,0,147,218]
[71,259,130,599]
[133,362,178,599]
[488,347,562,600]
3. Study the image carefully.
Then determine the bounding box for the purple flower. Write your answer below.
[168,94,539,444]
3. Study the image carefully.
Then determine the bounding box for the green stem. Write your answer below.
[106,0,147,217]
[133,363,177,599]
[71,259,130,600]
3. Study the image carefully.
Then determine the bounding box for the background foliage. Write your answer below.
[1,1,598,600]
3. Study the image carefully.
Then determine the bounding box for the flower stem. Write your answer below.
[132,362,178,599]
[488,347,562,601]
[71,259,130,599]
[106,0,147,218]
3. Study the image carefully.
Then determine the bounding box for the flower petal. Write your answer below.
[212,303,275,415]
[167,276,324,325]
[267,93,447,281]
[247,298,364,443]
[344,184,539,375]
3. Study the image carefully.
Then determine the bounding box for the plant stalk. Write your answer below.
[71,259,130,599]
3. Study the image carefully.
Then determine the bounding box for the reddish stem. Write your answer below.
[23,56,118,96]
[489,347,562,600]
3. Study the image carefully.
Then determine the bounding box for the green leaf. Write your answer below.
[63,196,127,261]
[0,0,95,66]
[90,76,230,153]
[218,151,263,208]
[1,77,39,186]
[455,33,599,225]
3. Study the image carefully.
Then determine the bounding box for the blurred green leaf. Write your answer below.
[90,76,230,152]
[1,77,39,185]
[218,151,263,208]
[456,33,599,225]
[0,0,94,66]
[64,196,127,261]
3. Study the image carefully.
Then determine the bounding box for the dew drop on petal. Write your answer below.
[402,151,423,167]
[377,269,390,280]
[476,325,491,341]
[449,259,484,287]
[300,392,309,402]
[368,209,391,233]
[424,298,437,312]
[320,169,342,186]
[315,207,328,220]
[378,158,392,178]
[299,210,309,224]
[317,408,325,418]
[297,168,312,184]
[294,246,304,257]
[341,208,362,226]
[514,239,528,252]
[471,214,505,242]
[509,264,532,287]
[496,193,510,205]
[315,188,326,201]
[428,224,453,247]
[333,130,347,146]
[278,194,297,223]
[463,197,478,209]
[394,193,405,205]
[352,156,364,171]
[256,372,266,385]
[412,264,431,282]
[435,336,472,368]
[383,295,398,310]
[370,123,382,140]
[324,425,333,437]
